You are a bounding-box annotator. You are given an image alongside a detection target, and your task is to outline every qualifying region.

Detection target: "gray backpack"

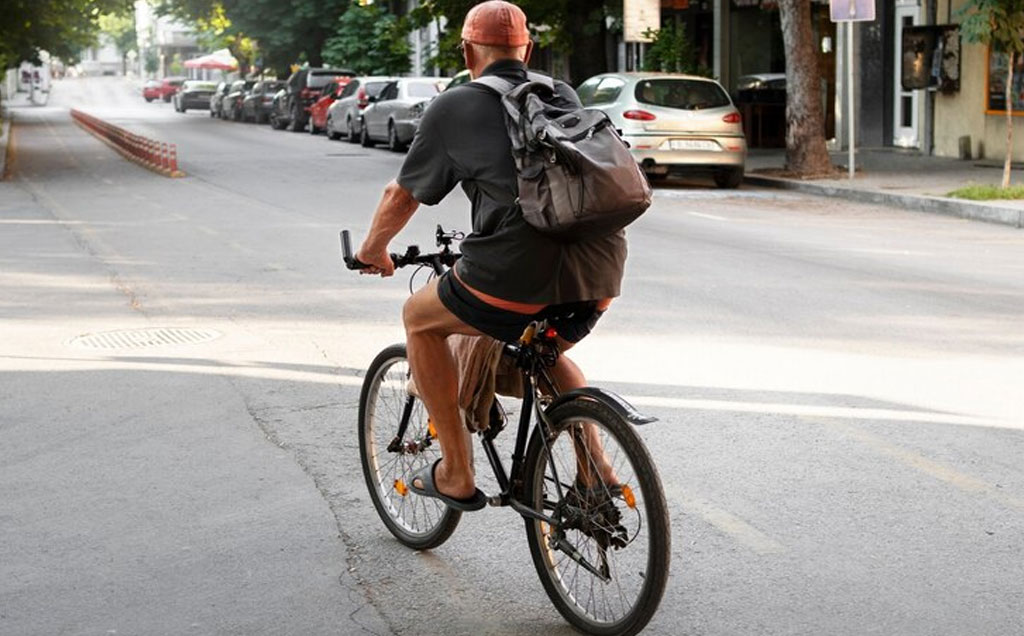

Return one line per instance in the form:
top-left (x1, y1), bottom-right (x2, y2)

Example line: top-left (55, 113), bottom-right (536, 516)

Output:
top-left (474, 73), bottom-right (651, 241)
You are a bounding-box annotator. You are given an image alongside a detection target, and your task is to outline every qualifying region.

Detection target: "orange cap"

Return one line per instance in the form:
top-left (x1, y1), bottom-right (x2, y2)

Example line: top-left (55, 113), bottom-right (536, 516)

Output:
top-left (461, 1), bottom-right (530, 47)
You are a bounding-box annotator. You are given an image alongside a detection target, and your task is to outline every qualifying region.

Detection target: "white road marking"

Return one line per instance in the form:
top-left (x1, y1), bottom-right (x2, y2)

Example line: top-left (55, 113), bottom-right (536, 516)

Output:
top-left (620, 394), bottom-right (995, 428)
top-left (807, 417), bottom-right (1024, 512)
top-left (688, 212), bottom-right (729, 221)
top-left (665, 483), bottom-right (785, 555)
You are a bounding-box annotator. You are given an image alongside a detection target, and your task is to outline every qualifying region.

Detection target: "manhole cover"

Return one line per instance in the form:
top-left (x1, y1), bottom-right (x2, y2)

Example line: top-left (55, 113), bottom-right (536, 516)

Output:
top-left (68, 327), bottom-right (222, 350)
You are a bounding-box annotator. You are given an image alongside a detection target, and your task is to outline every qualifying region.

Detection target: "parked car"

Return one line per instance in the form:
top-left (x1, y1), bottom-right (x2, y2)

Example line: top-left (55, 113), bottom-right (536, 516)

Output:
top-left (270, 67), bottom-right (355, 132)
top-left (308, 77), bottom-right (353, 134)
top-left (144, 76), bottom-right (185, 102)
top-left (241, 79), bottom-right (285, 123)
top-left (142, 79), bottom-right (161, 102)
top-left (222, 79), bottom-right (255, 121)
top-left (173, 80), bottom-right (218, 112)
top-left (408, 70), bottom-right (470, 140)
top-left (577, 72), bottom-right (747, 188)
top-left (324, 76), bottom-right (395, 142)
top-left (209, 81), bottom-right (230, 118)
top-left (358, 77), bottom-right (447, 151)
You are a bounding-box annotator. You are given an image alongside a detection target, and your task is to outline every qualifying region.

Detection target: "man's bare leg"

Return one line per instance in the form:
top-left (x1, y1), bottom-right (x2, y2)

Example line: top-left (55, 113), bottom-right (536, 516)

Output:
top-left (403, 278), bottom-right (483, 500)
top-left (549, 345), bottom-right (617, 487)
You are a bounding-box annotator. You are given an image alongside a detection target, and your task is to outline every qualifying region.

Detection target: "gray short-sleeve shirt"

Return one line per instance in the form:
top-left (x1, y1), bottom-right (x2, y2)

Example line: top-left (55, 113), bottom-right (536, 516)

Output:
top-left (397, 59), bottom-right (626, 305)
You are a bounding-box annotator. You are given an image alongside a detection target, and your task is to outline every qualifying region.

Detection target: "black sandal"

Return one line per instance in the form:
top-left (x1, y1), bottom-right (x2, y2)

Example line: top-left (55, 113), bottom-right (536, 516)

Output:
top-left (408, 459), bottom-right (487, 512)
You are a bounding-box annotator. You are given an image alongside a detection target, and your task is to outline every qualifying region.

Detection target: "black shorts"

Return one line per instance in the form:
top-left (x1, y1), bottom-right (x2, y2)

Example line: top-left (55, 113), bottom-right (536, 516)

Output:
top-left (437, 271), bottom-right (605, 345)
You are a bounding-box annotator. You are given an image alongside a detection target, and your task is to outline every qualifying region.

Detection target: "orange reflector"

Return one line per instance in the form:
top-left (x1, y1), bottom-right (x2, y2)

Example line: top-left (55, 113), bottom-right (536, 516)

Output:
top-left (427, 419), bottom-right (437, 438)
top-left (621, 485), bottom-right (636, 509)
top-left (394, 479), bottom-right (408, 496)
top-left (544, 327), bottom-right (558, 339)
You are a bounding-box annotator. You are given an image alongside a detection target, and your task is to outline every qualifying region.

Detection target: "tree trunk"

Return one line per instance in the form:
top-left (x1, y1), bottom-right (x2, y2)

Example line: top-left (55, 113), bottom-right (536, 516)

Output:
top-left (1003, 50), bottom-right (1014, 188)
top-left (777, 0), bottom-right (832, 176)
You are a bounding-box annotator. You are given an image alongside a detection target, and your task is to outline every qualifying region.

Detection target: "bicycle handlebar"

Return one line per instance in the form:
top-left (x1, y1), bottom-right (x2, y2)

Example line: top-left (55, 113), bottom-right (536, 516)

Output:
top-left (339, 228), bottom-right (460, 271)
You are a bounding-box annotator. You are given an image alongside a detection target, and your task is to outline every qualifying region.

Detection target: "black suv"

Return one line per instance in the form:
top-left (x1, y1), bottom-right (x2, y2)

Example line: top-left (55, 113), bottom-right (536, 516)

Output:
top-left (270, 67), bottom-right (354, 132)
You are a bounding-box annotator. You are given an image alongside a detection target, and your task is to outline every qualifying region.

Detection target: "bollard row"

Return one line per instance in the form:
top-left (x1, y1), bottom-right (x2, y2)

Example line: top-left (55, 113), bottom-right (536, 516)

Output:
top-left (70, 108), bottom-right (184, 178)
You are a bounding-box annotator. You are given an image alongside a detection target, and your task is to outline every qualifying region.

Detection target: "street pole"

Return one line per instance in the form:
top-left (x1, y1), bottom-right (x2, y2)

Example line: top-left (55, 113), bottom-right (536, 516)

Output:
top-left (847, 20), bottom-right (855, 180)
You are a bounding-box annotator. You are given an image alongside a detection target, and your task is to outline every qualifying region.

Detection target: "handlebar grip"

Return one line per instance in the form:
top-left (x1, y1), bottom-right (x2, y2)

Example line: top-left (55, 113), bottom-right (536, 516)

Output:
top-left (340, 230), bottom-right (368, 270)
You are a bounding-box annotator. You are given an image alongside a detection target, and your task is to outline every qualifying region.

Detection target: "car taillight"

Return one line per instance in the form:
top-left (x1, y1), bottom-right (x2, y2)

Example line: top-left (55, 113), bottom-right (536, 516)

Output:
top-left (723, 112), bottom-right (742, 124)
top-left (623, 110), bottom-right (656, 121)
top-left (357, 88), bottom-right (367, 109)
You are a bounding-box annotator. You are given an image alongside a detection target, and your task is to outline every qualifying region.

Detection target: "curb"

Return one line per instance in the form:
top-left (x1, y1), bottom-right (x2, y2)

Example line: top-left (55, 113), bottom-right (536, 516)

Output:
top-left (744, 174), bottom-right (1024, 229)
top-left (0, 110), bottom-right (11, 180)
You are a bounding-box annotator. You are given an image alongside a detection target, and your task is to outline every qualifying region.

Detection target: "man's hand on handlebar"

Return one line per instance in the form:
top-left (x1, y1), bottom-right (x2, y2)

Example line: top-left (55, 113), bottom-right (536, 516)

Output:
top-left (355, 244), bottom-right (396, 277)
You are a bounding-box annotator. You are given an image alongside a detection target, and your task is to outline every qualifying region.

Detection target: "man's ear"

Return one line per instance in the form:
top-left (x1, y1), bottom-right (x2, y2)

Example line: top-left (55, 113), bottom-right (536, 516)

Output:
top-left (523, 41), bottom-right (534, 66)
top-left (464, 42), bottom-right (477, 78)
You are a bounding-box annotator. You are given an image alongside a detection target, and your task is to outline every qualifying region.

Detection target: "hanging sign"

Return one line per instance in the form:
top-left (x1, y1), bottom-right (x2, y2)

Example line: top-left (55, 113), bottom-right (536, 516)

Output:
top-left (624, 0), bottom-right (660, 43)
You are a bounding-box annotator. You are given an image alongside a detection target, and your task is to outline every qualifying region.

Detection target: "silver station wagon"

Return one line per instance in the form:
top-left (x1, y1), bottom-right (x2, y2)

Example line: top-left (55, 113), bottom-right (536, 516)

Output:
top-left (577, 73), bottom-right (747, 188)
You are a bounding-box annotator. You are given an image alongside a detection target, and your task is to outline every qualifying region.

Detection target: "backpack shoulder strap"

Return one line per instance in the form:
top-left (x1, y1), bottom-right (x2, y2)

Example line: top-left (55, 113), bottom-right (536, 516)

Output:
top-left (472, 75), bottom-right (516, 95)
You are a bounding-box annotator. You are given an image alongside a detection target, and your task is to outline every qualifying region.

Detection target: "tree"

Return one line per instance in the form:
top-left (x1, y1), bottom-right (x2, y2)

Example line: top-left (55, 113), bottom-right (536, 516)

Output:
top-left (407, 0), bottom-right (617, 83)
top-left (957, 0), bottom-right (1024, 188)
top-left (0, 0), bottom-right (132, 71)
top-left (98, 12), bottom-right (137, 74)
top-left (322, 2), bottom-right (410, 75)
top-left (158, 0), bottom-right (349, 76)
top-left (642, 22), bottom-right (698, 75)
top-left (776, 0), bottom-right (832, 176)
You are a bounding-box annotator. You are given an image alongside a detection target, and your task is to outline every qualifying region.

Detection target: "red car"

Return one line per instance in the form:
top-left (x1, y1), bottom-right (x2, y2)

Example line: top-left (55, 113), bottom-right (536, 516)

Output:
top-left (142, 77), bottom-right (185, 102)
top-left (308, 77), bottom-right (352, 135)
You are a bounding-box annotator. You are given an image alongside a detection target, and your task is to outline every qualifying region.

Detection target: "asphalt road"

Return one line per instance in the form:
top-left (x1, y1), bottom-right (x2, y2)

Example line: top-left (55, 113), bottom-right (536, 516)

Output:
top-left (2, 77), bottom-right (1023, 636)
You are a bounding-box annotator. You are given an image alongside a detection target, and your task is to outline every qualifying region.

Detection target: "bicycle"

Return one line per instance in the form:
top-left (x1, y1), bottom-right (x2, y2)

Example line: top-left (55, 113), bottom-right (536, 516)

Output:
top-left (341, 227), bottom-right (670, 636)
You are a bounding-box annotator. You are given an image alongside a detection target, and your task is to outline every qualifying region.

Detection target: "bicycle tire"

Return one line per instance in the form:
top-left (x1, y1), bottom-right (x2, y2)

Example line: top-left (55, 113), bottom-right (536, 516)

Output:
top-left (358, 344), bottom-right (461, 550)
top-left (522, 398), bottom-right (670, 636)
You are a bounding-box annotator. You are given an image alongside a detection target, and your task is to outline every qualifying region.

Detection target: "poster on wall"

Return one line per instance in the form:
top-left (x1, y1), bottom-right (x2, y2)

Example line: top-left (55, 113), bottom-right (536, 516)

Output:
top-left (987, 48), bottom-right (1024, 115)
top-left (901, 25), bottom-right (960, 93)
top-left (624, 0), bottom-right (660, 43)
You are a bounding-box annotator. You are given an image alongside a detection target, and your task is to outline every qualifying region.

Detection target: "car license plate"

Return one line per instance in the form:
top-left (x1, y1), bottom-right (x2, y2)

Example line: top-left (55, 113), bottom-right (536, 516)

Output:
top-left (669, 139), bottom-right (719, 151)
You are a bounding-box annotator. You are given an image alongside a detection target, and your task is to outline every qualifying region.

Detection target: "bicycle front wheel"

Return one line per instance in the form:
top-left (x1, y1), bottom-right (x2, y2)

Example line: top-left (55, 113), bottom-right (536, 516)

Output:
top-left (523, 398), bottom-right (670, 636)
top-left (358, 344), bottom-right (461, 549)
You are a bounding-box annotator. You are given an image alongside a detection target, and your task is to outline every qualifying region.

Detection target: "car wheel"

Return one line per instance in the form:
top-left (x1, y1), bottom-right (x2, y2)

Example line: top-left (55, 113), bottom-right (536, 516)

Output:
top-left (327, 116), bottom-right (342, 140)
top-left (209, 108), bottom-right (215, 118)
top-left (346, 117), bottom-right (359, 144)
top-left (145, 97), bottom-right (154, 103)
top-left (645, 172), bottom-right (669, 184)
top-left (360, 122), bottom-right (373, 147)
top-left (163, 95), bottom-right (171, 102)
top-left (270, 111), bottom-right (284, 130)
top-left (713, 167), bottom-right (743, 189)
top-left (387, 122), bottom-right (406, 152)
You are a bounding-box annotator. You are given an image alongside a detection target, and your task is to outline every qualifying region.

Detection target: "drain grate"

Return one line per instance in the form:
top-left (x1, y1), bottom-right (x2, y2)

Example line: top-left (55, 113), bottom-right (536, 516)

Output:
top-left (68, 327), bottom-right (222, 350)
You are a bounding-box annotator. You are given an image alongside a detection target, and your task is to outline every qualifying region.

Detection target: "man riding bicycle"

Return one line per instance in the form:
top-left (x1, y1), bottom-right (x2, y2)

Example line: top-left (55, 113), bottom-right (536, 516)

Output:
top-left (355, 0), bottom-right (626, 511)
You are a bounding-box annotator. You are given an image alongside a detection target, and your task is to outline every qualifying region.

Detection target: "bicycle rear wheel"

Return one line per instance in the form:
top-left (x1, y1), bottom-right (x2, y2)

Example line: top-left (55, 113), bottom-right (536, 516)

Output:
top-left (358, 344), bottom-right (461, 549)
top-left (522, 398), bottom-right (670, 636)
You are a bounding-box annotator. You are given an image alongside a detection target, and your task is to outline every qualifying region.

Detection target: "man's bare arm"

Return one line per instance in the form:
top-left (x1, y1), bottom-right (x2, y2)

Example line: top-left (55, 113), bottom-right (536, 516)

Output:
top-left (355, 179), bottom-right (420, 276)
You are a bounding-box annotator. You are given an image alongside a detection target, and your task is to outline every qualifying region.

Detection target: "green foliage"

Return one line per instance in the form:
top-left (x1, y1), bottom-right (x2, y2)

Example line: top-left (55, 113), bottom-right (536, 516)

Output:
top-left (169, 52), bottom-right (184, 75)
top-left (0, 0), bottom-right (132, 69)
top-left (322, 2), bottom-right (410, 75)
top-left (145, 47), bottom-right (160, 74)
top-left (948, 183), bottom-right (1024, 199)
top-left (406, 0), bottom-right (617, 77)
top-left (98, 12), bottom-right (137, 56)
top-left (642, 22), bottom-right (697, 74)
top-left (158, 0), bottom-right (350, 73)
top-left (955, 0), bottom-right (1024, 56)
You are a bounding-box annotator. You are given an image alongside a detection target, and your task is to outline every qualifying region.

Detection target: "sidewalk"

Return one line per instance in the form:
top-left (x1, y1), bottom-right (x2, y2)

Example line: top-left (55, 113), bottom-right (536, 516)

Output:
top-left (745, 147), bottom-right (1024, 228)
top-left (0, 89), bottom-right (41, 179)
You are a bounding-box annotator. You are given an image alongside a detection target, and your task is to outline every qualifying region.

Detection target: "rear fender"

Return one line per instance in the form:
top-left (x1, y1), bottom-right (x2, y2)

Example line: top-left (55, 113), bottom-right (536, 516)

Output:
top-left (545, 387), bottom-right (657, 426)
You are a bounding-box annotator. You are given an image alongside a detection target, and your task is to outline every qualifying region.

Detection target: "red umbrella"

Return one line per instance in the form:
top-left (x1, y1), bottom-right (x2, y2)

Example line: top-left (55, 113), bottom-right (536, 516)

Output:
top-left (184, 52), bottom-right (237, 71)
